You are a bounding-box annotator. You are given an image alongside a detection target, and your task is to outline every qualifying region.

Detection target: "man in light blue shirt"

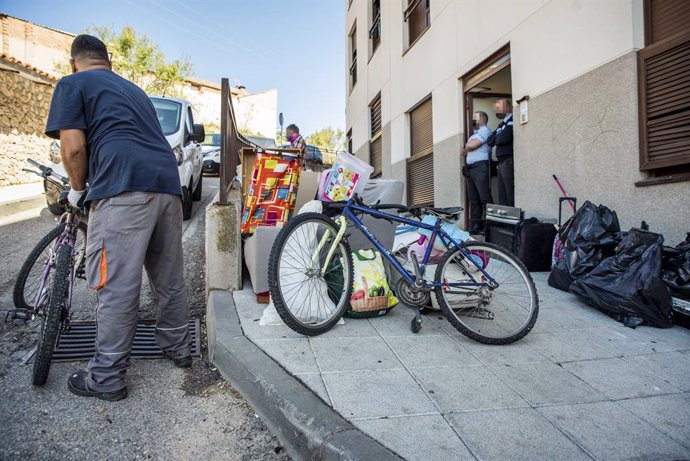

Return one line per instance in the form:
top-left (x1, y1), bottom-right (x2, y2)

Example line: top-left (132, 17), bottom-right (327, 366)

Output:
top-left (461, 111), bottom-right (494, 234)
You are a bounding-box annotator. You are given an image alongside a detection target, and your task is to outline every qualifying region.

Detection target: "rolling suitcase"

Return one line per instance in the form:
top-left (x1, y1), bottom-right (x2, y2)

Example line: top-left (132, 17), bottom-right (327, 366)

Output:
top-left (515, 219), bottom-right (558, 272)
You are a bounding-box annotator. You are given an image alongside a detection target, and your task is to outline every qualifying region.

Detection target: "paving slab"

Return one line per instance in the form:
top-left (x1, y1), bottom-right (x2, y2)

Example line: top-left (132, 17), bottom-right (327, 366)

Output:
top-left (623, 351), bottom-right (690, 391)
top-left (355, 415), bottom-right (475, 461)
top-left (386, 335), bottom-right (480, 368)
top-left (311, 336), bottom-right (402, 372)
top-left (448, 407), bottom-right (592, 461)
top-left (322, 369), bottom-right (438, 419)
top-left (489, 362), bottom-right (606, 406)
top-left (631, 325), bottom-right (690, 351)
top-left (561, 357), bottom-right (681, 400)
top-left (457, 335), bottom-right (552, 365)
top-left (253, 338), bottom-right (319, 374)
top-left (294, 373), bottom-right (331, 405)
top-left (411, 366), bottom-right (529, 412)
top-left (539, 401), bottom-right (690, 461)
top-left (370, 307), bottom-right (447, 337)
top-left (618, 393), bottom-right (690, 447)
top-left (528, 330), bottom-right (617, 363)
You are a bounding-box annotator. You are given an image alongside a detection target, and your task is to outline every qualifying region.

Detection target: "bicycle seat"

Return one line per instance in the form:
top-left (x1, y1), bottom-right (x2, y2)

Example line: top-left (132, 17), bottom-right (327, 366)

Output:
top-left (421, 207), bottom-right (464, 219)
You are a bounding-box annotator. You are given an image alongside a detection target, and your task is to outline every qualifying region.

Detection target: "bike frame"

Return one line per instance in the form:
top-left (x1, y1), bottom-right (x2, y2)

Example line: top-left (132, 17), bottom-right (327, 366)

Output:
top-left (338, 198), bottom-right (499, 289)
top-left (32, 210), bottom-right (80, 316)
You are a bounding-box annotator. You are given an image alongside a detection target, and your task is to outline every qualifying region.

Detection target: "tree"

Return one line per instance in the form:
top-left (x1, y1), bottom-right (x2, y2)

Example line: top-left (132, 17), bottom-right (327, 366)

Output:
top-left (56, 26), bottom-right (192, 97)
top-left (306, 127), bottom-right (346, 153)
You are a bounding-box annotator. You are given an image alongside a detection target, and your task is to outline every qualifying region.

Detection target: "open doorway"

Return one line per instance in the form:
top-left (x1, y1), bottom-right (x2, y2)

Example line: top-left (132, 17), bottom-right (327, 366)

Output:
top-left (461, 46), bottom-right (512, 228)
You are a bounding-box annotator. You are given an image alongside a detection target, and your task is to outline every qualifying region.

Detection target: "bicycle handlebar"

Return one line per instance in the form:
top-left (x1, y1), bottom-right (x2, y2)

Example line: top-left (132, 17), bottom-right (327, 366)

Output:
top-left (25, 158), bottom-right (69, 185)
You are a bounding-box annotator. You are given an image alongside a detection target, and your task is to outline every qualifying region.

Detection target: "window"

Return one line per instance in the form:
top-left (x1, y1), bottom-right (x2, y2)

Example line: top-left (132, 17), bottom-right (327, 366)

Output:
top-left (637, 0), bottom-right (690, 180)
top-left (369, 93), bottom-right (382, 177)
top-left (369, 0), bottom-right (381, 56)
top-left (349, 23), bottom-right (358, 91)
top-left (407, 97), bottom-right (434, 206)
top-left (346, 129), bottom-right (353, 154)
top-left (150, 97), bottom-right (181, 136)
top-left (404, 0), bottom-right (430, 49)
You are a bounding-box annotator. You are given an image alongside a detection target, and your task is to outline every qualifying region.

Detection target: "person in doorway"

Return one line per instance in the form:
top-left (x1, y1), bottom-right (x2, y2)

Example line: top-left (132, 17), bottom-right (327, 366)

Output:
top-left (488, 98), bottom-right (514, 206)
top-left (286, 124), bottom-right (307, 160)
top-left (45, 35), bottom-right (191, 402)
top-left (461, 111), bottom-right (494, 235)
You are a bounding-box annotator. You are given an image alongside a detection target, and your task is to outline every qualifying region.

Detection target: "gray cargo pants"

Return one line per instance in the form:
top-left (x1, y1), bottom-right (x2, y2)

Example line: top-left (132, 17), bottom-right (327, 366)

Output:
top-left (84, 191), bottom-right (190, 392)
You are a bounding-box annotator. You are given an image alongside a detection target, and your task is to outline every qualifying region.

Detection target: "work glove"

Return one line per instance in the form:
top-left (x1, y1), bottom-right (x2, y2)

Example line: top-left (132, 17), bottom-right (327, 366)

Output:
top-left (67, 188), bottom-right (86, 210)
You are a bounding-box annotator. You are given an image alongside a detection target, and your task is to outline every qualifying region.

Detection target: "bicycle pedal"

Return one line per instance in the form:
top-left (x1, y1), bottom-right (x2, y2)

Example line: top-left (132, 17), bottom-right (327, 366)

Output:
top-left (4, 309), bottom-right (31, 324)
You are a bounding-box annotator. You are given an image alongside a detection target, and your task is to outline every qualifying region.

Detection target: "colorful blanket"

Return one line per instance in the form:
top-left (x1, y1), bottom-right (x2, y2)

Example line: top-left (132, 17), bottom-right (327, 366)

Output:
top-left (241, 153), bottom-right (301, 235)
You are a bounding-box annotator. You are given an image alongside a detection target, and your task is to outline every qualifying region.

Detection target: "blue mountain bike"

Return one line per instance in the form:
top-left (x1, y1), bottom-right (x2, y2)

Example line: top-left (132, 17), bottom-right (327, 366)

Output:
top-left (268, 194), bottom-right (538, 344)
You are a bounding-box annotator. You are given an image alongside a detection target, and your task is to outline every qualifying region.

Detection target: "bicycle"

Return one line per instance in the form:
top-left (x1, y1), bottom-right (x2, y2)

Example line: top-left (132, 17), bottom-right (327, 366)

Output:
top-left (11, 161), bottom-right (87, 313)
top-left (268, 194), bottom-right (539, 344)
top-left (7, 159), bottom-right (86, 385)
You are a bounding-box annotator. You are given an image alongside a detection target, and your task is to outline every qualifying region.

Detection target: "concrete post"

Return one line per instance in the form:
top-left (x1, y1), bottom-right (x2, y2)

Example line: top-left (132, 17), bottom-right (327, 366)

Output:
top-left (205, 188), bottom-right (243, 298)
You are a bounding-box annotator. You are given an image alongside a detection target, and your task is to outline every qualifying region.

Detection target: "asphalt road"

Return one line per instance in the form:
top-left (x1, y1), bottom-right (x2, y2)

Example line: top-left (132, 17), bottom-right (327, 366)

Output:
top-left (0, 176), bottom-right (290, 460)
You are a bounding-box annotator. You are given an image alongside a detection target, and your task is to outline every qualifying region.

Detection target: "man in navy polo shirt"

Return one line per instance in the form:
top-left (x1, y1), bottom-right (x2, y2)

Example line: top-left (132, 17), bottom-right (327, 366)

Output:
top-left (45, 35), bottom-right (191, 401)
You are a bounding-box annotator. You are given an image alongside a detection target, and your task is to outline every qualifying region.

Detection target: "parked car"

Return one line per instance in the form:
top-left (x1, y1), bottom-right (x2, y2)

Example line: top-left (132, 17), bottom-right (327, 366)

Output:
top-left (45, 96), bottom-right (205, 220)
top-left (202, 133), bottom-right (221, 175)
top-left (279, 144), bottom-right (324, 164)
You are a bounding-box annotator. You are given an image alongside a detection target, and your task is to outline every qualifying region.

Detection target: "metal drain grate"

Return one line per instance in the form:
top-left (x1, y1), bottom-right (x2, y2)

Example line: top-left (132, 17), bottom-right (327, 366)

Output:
top-left (49, 319), bottom-right (201, 362)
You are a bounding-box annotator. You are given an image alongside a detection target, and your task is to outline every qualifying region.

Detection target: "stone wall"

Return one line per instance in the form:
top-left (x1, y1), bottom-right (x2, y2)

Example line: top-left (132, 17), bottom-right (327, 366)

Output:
top-left (0, 69), bottom-right (54, 186)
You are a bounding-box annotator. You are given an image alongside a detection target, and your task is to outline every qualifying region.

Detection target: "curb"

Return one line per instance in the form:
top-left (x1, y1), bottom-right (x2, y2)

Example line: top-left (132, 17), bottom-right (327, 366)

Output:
top-left (206, 290), bottom-right (402, 461)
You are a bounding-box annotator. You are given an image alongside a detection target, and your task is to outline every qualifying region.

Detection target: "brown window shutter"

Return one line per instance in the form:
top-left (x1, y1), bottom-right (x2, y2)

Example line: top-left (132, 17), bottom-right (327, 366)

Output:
top-left (369, 94), bottom-right (383, 176)
top-left (407, 153), bottom-right (434, 207)
top-left (638, 30), bottom-right (690, 170)
top-left (408, 97), bottom-right (434, 206)
top-left (410, 98), bottom-right (433, 157)
top-left (370, 136), bottom-right (382, 177)
top-left (647, 0), bottom-right (690, 44)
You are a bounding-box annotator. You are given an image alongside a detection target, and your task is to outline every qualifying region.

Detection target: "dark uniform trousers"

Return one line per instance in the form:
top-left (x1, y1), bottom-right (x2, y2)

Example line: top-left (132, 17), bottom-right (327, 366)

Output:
top-left (497, 157), bottom-right (515, 207)
top-left (84, 191), bottom-right (190, 392)
top-left (466, 160), bottom-right (493, 230)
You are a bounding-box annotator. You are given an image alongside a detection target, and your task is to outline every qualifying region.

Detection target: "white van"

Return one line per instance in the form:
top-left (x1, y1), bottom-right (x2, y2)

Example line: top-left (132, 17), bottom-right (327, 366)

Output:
top-left (45, 96), bottom-right (204, 220)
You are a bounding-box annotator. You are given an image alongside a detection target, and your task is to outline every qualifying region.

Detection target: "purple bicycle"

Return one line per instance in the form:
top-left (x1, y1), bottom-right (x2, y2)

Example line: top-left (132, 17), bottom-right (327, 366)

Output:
top-left (10, 159), bottom-right (87, 385)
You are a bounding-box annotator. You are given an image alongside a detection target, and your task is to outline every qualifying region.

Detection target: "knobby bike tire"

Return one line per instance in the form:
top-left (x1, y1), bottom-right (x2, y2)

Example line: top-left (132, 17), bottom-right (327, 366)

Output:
top-left (268, 212), bottom-right (354, 336)
top-left (434, 241), bottom-right (539, 345)
top-left (32, 243), bottom-right (71, 386)
top-left (13, 222), bottom-right (87, 311)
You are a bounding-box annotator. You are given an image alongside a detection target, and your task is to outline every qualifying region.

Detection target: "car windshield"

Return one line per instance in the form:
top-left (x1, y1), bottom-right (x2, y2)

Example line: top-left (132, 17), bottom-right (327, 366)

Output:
top-left (150, 98), bottom-right (181, 136)
top-left (204, 134), bottom-right (221, 146)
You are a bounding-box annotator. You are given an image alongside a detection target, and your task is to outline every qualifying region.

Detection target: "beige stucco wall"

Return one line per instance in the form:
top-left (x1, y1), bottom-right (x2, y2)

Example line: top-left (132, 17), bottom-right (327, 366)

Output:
top-left (515, 52), bottom-right (689, 244)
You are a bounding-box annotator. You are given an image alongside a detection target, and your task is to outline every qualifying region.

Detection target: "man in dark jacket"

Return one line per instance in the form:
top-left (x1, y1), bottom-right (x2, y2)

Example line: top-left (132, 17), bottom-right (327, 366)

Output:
top-left (45, 35), bottom-right (191, 401)
top-left (488, 99), bottom-right (514, 206)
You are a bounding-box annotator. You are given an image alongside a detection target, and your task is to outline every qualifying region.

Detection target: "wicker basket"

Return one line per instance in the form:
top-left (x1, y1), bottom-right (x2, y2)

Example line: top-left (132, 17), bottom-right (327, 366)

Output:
top-left (351, 276), bottom-right (388, 312)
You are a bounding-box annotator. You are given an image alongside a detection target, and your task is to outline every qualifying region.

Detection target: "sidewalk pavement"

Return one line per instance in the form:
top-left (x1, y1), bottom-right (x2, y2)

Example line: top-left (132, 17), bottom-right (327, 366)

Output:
top-left (0, 181), bottom-right (43, 206)
top-left (232, 272), bottom-right (690, 461)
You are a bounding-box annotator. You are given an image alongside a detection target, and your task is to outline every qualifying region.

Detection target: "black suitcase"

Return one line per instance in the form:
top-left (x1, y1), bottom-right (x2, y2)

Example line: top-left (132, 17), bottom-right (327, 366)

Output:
top-left (515, 220), bottom-right (558, 272)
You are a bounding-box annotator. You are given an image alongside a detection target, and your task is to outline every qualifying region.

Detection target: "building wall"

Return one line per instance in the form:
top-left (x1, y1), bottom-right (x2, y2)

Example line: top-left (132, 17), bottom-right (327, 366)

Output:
top-left (516, 51), bottom-right (689, 244)
top-left (345, 0), bottom-right (690, 241)
top-left (1, 14), bottom-right (72, 76)
top-left (0, 68), bottom-right (54, 186)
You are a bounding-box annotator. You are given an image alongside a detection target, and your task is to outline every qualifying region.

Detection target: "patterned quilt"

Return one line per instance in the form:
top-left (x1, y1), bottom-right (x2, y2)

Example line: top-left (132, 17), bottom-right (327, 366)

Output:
top-left (241, 153), bottom-right (301, 235)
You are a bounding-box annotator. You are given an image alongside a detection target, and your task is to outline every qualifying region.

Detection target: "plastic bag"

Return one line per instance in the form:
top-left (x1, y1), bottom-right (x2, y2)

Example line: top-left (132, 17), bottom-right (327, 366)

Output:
top-left (661, 233), bottom-right (690, 300)
top-left (569, 229), bottom-right (673, 328)
top-left (548, 201), bottom-right (621, 291)
top-left (347, 249), bottom-right (398, 317)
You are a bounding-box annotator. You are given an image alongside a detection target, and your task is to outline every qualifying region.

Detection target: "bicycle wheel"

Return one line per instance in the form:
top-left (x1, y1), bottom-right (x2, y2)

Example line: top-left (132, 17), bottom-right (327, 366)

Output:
top-left (32, 243), bottom-right (71, 386)
top-left (434, 241), bottom-right (538, 345)
top-left (13, 222), bottom-right (87, 311)
top-left (268, 212), bottom-right (353, 336)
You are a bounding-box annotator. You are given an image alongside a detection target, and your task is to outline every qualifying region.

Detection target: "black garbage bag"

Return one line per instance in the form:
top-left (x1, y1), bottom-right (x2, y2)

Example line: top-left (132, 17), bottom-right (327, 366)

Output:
top-left (661, 233), bottom-right (690, 300)
top-left (570, 229), bottom-right (673, 328)
top-left (548, 201), bottom-right (621, 291)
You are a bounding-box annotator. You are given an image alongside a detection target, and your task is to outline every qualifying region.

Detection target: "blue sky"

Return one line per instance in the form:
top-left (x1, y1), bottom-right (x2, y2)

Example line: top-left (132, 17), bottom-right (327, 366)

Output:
top-left (1, 0), bottom-right (345, 136)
